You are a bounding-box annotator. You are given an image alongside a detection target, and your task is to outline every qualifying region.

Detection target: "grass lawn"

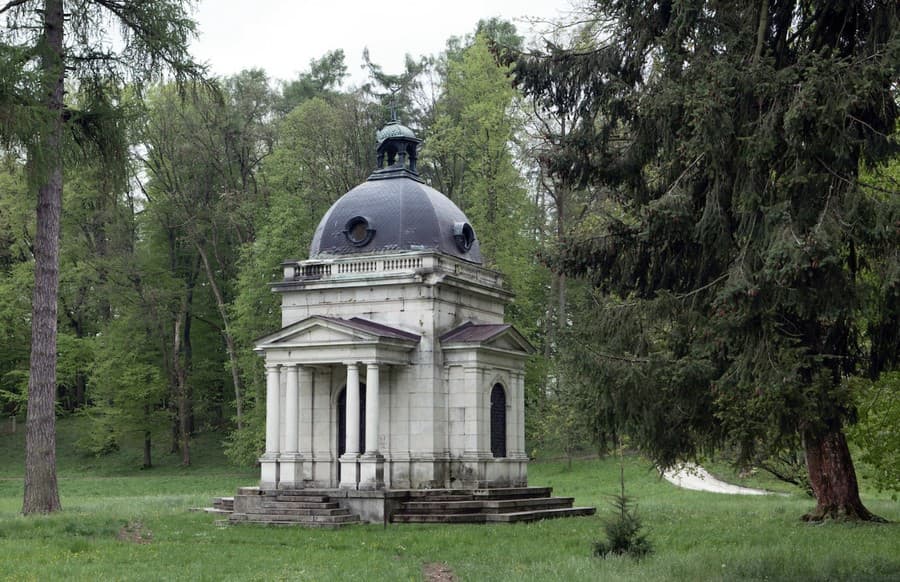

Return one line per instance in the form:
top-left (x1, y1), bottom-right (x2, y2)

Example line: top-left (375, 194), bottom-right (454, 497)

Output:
top-left (1, 418), bottom-right (898, 581)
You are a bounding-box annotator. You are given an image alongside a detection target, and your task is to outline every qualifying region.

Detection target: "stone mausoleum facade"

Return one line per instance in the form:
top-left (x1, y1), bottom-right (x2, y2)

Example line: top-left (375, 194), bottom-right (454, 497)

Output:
top-left (253, 118), bottom-right (534, 493)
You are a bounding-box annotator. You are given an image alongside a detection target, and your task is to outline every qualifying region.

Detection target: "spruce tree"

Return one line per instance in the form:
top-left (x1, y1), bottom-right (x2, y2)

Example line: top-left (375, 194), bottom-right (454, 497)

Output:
top-left (506, 1), bottom-right (899, 520)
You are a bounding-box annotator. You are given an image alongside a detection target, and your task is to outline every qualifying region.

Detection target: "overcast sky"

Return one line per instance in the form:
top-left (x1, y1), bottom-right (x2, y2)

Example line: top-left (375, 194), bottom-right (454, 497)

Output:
top-left (189, 0), bottom-right (575, 87)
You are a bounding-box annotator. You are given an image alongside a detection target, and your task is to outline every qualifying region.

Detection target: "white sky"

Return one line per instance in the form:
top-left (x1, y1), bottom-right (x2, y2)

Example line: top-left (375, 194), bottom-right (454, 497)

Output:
top-left (189, 0), bottom-right (576, 87)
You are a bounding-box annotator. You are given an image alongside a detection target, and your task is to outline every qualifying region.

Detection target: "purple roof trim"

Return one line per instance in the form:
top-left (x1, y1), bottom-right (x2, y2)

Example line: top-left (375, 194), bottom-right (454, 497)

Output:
top-left (439, 322), bottom-right (512, 343)
top-left (320, 316), bottom-right (421, 342)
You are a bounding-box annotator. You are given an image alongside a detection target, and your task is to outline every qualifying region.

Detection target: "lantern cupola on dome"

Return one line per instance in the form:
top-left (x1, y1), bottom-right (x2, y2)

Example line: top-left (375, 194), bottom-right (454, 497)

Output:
top-left (308, 110), bottom-right (482, 263)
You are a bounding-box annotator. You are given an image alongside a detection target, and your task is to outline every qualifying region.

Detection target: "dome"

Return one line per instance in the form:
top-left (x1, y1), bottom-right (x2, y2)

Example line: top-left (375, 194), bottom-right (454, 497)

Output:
top-left (309, 116), bottom-right (481, 264)
top-left (376, 121), bottom-right (417, 143)
top-left (309, 177), bottom-right (482, 263)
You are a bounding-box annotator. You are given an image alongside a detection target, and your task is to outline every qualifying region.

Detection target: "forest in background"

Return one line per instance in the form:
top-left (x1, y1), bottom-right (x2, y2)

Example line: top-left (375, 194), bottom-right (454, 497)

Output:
top-left (1, 2), bottom-right (898, 521)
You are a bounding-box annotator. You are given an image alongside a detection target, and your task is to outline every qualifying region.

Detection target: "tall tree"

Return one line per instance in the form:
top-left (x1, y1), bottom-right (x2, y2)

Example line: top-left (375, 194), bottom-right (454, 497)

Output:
top-left (508, 1), bottom-right (899, 520)
top-left (141, 74), bottom-right (275, 433)
top-left (0, 0), bottom-right (201, 514)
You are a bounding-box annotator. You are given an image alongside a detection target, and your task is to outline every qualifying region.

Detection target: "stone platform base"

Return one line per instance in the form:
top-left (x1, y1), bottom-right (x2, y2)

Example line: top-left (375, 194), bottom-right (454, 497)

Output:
top-left (223, 485), bottom-right (595, 526)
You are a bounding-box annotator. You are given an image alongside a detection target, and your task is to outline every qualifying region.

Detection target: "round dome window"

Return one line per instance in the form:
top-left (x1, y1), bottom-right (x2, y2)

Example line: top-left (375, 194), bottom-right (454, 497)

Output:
top-left (453, 222), bottom-right (476, 253)
top-left (344, 216), bottom-right (375, 247)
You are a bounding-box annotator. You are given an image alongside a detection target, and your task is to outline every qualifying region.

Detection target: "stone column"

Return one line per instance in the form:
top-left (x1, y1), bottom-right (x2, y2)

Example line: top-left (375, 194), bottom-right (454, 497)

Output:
top-left (364, 363), bottom-right (380, 454)
top-left (279, 364), bottom-right (302, 489)
top-left (299, 366), bottom-right (314, 482)
top-left (339, 362), bottom-right (361, 488)
top-left (260, 362), bottom-right (281, 489)
top-left (359, 362), bottom-right (384, 490)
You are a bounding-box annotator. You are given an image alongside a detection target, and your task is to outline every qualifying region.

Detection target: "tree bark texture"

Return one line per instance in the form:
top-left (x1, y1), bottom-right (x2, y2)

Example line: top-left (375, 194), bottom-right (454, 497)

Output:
top-left (23, 0), bottom-right (64, 516)
top-left (803, 425), bottom-right (883, 522)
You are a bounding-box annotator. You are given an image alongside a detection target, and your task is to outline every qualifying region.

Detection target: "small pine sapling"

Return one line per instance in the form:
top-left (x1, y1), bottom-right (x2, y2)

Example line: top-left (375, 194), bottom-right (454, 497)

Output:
top-left (593, 464), bottom-right (652, 559)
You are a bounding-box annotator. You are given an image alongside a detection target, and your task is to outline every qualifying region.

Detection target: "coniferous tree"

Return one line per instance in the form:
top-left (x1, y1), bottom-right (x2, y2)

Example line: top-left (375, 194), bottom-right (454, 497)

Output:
top-left (0, 0), bottom-right (202, 514)
top-left (507, 1), bottom-right (899, 520)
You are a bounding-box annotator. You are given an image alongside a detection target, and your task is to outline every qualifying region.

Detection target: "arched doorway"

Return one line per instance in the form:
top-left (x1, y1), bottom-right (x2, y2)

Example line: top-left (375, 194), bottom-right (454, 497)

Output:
top-left (490, 383), bottom-right (507, 458)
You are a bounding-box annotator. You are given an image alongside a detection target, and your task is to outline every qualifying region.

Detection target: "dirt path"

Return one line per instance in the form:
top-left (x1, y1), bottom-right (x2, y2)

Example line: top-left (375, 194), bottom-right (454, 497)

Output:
top-left (662, 463), bottom-right (771, 495)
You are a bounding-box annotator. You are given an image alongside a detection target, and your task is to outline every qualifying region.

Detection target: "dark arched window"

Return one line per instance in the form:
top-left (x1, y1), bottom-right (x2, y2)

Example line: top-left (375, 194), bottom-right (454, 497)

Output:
top-left (337, 385), bottom-right (366, 457)
top-left (490, 384), bottom-right (507, 458)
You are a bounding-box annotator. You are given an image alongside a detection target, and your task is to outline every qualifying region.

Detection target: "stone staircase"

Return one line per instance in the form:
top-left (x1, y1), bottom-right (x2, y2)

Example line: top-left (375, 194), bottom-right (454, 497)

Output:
top-left (228, 489), bottom-right (362, 528)
top-left (211, 497), bottom-right (234, 512)
top-left (391, 486), bottom-right (596, 524)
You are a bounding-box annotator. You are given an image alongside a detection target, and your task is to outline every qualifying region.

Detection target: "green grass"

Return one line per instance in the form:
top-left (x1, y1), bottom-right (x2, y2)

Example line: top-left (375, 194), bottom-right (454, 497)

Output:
top-left (2, 418), bottom-right (899, 581)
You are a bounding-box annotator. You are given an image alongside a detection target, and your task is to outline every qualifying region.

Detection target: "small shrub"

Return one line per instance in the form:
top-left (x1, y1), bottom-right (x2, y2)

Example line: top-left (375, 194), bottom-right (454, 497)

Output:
top-left (593, 464), bottom-right (652, 559)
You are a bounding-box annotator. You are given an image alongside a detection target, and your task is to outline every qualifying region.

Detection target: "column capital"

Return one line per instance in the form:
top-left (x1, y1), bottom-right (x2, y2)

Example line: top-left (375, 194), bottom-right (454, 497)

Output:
top-left (342, 361), bottom-right (360, 368)
top-left (363, 361), bottom-right (380, 368)
top-left (265, 362), bottom-right (281, 372)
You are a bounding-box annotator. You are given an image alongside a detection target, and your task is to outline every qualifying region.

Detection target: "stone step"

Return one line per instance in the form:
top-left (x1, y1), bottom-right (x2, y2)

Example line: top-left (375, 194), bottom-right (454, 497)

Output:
top-left (238, 513), bottom-right (360, 524)
top-left (229, 513), bottom-right (360, 528)
top-left (484, 506), bottom-right (597, 523)
top-left (391, 513), bottom-right (489, 524)
top-left (260, 501), bottom-right (340, 510)
top-left (251, 507), bottom-right (351, 517)
top-left (275, 494), bottom-right (331, 503)
top-left (400, 496), bottom-right (574, 514)
top-left (471, 487), bottom-right (553, 500)
top-left (201, 507), bottom-right (233, 515)
top-left (399, 500), bottom-right (484, 514)
top-left (212, 497), bottom-right (235, 511)
top-left (417, 495), bottom-right (475, 502)
top-left (403, 489), bottom-right (476, 499)
top-left (239, 520), bottom-right (360, 529)
top-left (392, 506), bottom-right (595, 524)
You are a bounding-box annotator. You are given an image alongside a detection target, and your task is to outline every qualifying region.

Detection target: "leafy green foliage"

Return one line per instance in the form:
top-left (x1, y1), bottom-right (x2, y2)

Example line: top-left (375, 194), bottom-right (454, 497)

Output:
top-left (848, 372), bottom-right (900, 496)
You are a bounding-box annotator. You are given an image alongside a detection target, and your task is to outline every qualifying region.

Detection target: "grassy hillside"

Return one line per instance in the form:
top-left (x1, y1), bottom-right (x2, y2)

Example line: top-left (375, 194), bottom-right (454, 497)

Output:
top-left (1, 417), bottom-right (898, 581)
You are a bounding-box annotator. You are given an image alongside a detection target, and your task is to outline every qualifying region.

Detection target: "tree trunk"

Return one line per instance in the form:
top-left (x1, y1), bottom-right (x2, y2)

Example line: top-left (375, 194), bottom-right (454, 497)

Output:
top-left (194, 241), bottom-right (243, 429)
top-left (803, 425), bottom-right (883, 522)
top-left (173, 293), bottom-right (191, 467)
top-left (142, 431), bottom-right (152, 469)
top-left (23, 0), bottom-right (64, 516)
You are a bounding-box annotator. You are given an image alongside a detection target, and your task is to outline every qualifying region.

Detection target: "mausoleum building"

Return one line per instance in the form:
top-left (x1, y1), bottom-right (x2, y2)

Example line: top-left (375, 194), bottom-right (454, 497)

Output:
top-left (223, 119), bottom-right (594, 525)
top-left (253, 118), bottom-right (533, 492)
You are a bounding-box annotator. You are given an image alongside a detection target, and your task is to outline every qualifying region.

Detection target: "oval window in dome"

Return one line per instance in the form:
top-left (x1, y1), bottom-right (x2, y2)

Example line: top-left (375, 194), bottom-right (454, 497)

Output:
top-left (453, 222), bottom-right (476, 253)
top-left (344, 216), bottom-right (375, 247)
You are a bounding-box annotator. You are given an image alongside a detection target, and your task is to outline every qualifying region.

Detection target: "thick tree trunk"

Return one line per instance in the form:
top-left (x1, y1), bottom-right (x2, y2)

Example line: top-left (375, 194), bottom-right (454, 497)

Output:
top-left (23, 0), bottom-right (64, 516)
top-left (803, 425), bottom-right (883, 522)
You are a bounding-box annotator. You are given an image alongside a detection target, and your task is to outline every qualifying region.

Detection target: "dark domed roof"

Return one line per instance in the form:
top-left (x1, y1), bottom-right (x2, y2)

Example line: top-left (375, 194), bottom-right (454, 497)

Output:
top-left (309, 177), bottom-right (482, 263)
top-left (309, 117), bottom-right (481, 264)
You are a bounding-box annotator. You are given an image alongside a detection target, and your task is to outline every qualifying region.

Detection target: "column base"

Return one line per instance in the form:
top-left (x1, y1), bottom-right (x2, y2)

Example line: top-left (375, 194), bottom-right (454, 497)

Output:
top-left (259, 454), bottom-right (279, 489)
top-left (278, 453), bottom-right (304, 489)
top-left (339, 453), bottom-right (360, 489)
top-left (358, 452), bottom-right (385, 490)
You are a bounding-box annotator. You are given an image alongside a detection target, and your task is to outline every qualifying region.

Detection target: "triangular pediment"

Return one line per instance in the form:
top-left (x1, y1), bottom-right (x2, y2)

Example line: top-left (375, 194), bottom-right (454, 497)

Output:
top-left (255, 316), bottom-right (419, 350)
top-left (439, 322), bottom-right (535, 355)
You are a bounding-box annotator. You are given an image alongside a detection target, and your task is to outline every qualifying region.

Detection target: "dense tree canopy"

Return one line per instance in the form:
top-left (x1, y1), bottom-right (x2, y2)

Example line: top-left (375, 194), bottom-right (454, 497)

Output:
top-left (1, 0), bottom-right (201, 514)
top-left (507, 1), bottom-right (899, 520)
